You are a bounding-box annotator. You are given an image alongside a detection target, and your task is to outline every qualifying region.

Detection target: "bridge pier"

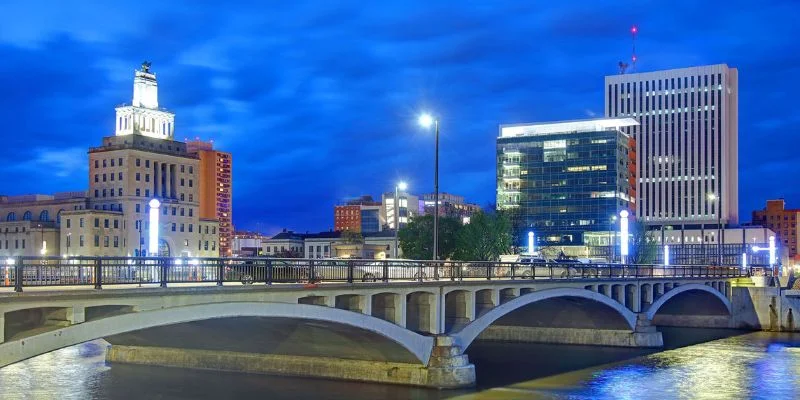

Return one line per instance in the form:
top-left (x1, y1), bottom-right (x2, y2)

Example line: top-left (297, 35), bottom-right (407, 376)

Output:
top-left (67, 306), bottom-right (85, 325)
top-left (0, 313), bottom-right (4, 343)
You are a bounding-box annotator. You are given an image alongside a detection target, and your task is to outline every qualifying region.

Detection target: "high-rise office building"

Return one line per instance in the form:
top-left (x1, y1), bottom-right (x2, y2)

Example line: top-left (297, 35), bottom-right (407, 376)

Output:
top-left (187, 140), bottom-right (233, 256)
top-left (497, 118), bottom-right (636, 245)
top-left (382, 192), bottom-right (419, 230)
top-left (605, 64), bottom-right (738, 227)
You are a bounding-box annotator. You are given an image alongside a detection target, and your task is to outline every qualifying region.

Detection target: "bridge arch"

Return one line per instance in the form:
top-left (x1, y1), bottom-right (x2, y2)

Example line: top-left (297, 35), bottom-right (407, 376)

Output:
top-left (645, 283), bottom-right (731, 320)
top-left (0, 302), bottom-right (434, 368)
top-left (453, 287), bottom-right (638, 349)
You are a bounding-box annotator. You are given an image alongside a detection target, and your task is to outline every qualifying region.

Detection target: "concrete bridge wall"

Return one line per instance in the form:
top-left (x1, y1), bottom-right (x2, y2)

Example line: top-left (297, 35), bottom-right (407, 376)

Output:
top-left (0, 276), bottom-right (742, 388)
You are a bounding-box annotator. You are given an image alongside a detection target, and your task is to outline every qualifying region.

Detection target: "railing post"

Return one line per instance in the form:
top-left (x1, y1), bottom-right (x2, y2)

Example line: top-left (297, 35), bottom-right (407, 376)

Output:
top-left (549, 264), bottom-right (553, 279)
top-left (486, 262), bottom-right (491, 280)
top-left (93, 258), bottom-right (103, 290)
top-left (215, 260), bottom-right (223, 286)
top-left (347, 260), bottom-right (354, 284)
top-left (382, 260), bottom-right (389, 283)
top-left (309, 260), bottom-right (316, 283)
top-left (418, 262), bottom-right (423, 283)
top-left (161, 258), bottom-right (168, 288)
top-left (511, 262), bottom-right (516, 280)
top-left (266, 259), bottom-right (273, 285)
top-left (14, 256), bottom-right (23, 293)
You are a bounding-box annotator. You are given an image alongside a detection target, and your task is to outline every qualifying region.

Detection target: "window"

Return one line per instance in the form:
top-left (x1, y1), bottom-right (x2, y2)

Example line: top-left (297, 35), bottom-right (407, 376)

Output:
top-left (79, 218), bottom-right (84, 227)
top-left (39, 210), bottom-right (49, 222)
top-left (180, 208), bottom-right (185, 216)
top-left (145, 174), bottom-right (150, 182)
top-left (94, 218), bottom-right (99, 228)
top-left (114, 236), bottom-right (119, 247)
top-left (181, 178), bottom-right (185, 186)
top-left (189, 224), bottom-right (193, 233)
top-left (212, 227), bottom-right (216, 234)
top-left (118, 188), bottom-right (123, 196)
top-left (180, 224), bottom-right (185, 232)
top-left (172, 223), bottom-right (176, 232)
top-left (110, 173), bottom-right (114, 181)
top-left (94, 175), bottom-right (99, 183)
top-left (136, 173), bottom-right (141, 181)
top-left (189, 209), bottom-right (193, 217)
top-left (189, 166), bottom-right (193, 174)
top-left (23, 211), bottom-right (31, 220)
top-left (145, 189), bottom-right (150, 197)
top-left (114, 219), bottom-right (119, 229)
top-left (119, 158), bottom-right (123, 166)
top-left (204, 241), bottom-right (209, 251)
top-left (6, 212), bottom-right (15, 221)
top-left (102, 159), bottom-right (107, 168)
top-left (145, 160), bottom-right (150, 168)
top-left (104, 236), bottom-right (109, 247)
top-left (94, 235), bottom-right (100, 247)
top-left (66, 218), bottom-right (71, 228)
top-left (180, 194), bottom-right (185, 201)
top-left (188, 180), bottom-right (193, 188)
top-left (136, 189), bottom-right (141, 197)
top-left (136, 204), bottom-right (141, 213)
top-left (104, 219), bottom-right (109, 228)
top-left (118, 172), bottom-right (122, 180)
top-left (181, 165), bottom-right (185, 173)
top-left (136, 158), bottom-right (141, 167)
top-left (94, 160), bottom-right (99, 168)
top-left (111, 159), bottom-right (115, 167)
top-left (188, 194), bottom-right (193, 202)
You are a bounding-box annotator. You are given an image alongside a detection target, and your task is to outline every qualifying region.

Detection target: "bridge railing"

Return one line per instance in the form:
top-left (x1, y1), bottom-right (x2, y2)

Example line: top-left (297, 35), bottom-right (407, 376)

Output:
top-left (0, 257), bottom-right (749, 292)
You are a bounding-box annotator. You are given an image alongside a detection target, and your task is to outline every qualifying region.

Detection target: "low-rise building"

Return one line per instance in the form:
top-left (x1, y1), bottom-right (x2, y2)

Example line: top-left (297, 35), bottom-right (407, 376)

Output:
top-left (421, 192), bottom-right (482, 222)
top-left (232, 231), bottom-right (267, 257)
top-left (752, 199), bottom-right (800, 260)
top-left (334, 196), bottom-right (383, 233)
top-left (262, 230), bottom-right (306, 257)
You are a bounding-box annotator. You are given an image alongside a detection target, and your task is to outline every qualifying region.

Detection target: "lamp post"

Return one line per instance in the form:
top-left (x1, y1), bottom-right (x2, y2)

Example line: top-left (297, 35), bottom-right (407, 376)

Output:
top-left (394, 181), bottom-right (408, 258)
top-left (418, 113), bottom-right (439, 260)
top-left (708, 193), bottom-right (722, 265)
top-left (620, 210), bottom-right (629, 264)
top-left (148, 199), bottom-right (161, 257)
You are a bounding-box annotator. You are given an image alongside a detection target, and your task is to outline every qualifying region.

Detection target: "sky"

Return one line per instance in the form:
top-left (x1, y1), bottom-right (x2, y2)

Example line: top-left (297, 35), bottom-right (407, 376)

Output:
top-left (1, 0), bottom-right (799, 234)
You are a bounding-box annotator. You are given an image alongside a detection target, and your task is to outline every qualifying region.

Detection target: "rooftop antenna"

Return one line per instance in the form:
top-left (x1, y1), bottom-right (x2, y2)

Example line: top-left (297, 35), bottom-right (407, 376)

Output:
top-left (631, 25), bottom-right (638, 72)
top-left (618, 61), bottom-right (629, 74)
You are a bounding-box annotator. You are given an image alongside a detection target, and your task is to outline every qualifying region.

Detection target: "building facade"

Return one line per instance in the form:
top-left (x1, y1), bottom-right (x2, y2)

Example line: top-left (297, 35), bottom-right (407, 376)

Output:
top-left (421, 193), bottom-right (481, 222)
top-left (605, 64), bottom-right (739, 226)
top-left (382, 192), bottom-right (419, 230)
top-left (0, 63), bottom-right (220, 258)
top-left (333, 196), bottom-right (382, 233)
top-left (753, 199), bottom-right (800, 259)
top-left (232, 231), bottom-right (267, 257)
top-left (187, 140), bottom-right (233, 256)
top-left (497, 118), bottom-right (637, 246)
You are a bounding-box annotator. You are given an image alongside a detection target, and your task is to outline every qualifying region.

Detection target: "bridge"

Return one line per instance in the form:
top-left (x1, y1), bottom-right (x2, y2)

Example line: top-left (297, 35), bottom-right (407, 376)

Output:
top-left (0, 257), bottom-right (752, 388)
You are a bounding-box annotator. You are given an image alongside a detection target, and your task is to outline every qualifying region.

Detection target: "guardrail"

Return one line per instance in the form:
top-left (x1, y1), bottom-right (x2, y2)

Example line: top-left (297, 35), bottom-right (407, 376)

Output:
top-left (0, 257), bottom-right (749, 292)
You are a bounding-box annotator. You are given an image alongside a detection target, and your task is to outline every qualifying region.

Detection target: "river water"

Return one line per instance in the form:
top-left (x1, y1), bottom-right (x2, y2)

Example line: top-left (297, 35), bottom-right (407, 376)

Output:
top-left (1, 328), bottom-right (798, 399)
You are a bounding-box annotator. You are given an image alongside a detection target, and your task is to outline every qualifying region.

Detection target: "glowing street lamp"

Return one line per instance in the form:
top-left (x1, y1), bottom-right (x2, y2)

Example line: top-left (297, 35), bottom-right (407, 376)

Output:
top-left (619, 210), bottom-right (629, 264)
top-left (707, 192), bottom-right (722, 265)
top-left (394, 181), bottom-right (408, 258)
top-left (527, 231), bottom-right (535, 256)
top-left (418, 112), bottom-right (440, 260)
top-left (664, 245), bottom-right (670, 266)
top-left (148, 199), bottom-right (161, 257)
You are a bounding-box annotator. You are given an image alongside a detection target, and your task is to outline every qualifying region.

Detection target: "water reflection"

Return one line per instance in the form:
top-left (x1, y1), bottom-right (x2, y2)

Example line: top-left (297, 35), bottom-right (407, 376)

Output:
top-left (2, 332), bottom-right (800, 399)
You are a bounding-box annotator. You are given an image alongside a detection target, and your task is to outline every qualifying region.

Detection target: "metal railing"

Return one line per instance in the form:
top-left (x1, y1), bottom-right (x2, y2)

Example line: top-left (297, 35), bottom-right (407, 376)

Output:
top-left (0, 257), bottom-right (749, 292)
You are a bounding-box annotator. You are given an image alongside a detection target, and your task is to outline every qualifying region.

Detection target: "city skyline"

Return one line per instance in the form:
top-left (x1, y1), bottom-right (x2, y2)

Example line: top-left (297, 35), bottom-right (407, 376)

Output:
top-left (1, 1), bottom-right (799, 233)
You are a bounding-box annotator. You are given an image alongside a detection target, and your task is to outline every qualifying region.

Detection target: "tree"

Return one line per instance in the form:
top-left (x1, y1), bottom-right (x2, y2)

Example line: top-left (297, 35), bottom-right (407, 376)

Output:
top-left (628, 220), bottom-right (659, 264)
top-left (453, 211), bottom-right (512, 261)
top-left (499, 208), bottom-right (526, 253)
top-left (341, 230), bottom-right (364, 244)
top-left (398, 215), bottom-right (461, 260)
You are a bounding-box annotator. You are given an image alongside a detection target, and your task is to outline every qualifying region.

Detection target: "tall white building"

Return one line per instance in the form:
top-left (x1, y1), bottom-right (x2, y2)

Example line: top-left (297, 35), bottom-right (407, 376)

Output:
top-left (605, 64), bottom-right (738, 227)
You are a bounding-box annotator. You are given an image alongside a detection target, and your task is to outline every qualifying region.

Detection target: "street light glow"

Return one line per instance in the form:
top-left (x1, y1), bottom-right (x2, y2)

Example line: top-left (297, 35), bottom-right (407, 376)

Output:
top-left (620, 210), bottom-right (629, 259)
top-left (707, 193), bottom-right (717, 201)
top-left (398, 181), bottom-right (408, 191)
top-left (148, 198), bottom-right (161, 257)
top-left (664, 245), bottom-right (670, 266)
top-left (418, 113), bottom-right (434, 128)
top-left (528, 231), bottom-right (535, 256)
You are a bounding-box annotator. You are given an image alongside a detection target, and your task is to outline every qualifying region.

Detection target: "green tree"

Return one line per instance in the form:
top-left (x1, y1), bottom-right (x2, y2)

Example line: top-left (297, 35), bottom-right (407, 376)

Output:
top-left (628, 220), bottom-right (659, 264)
top-left (398, 215), bottom-right (461, 260)
top-left (341, 230), bottom-right (364, 244)
top-left (454, 211), bottom-right (512, 261)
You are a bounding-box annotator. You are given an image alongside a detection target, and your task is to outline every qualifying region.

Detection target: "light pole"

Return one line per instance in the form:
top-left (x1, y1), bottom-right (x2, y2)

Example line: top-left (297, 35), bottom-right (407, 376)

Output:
top-left (394, 181), bottom-right (408, 259)
top-left (418, 113), bottom-right (439, 260)
top-left (708, 193), bottom-right (722, 265)
top-left (619, 210), bottom-right (629, 264)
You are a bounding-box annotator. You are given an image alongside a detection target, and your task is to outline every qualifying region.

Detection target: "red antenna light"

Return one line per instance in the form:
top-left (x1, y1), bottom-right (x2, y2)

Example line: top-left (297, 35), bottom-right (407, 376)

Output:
top-left (631, 25), bottom-right (638, 34)
top-left (630, 24), bottom-right (638, 72)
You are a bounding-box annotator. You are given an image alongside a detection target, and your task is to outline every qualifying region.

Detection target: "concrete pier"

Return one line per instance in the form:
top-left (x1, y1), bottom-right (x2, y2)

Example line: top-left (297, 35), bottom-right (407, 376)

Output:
top-left (106, 338), bottom-right (476, 389)
top-left (477, 324), bottom-right (663, 348)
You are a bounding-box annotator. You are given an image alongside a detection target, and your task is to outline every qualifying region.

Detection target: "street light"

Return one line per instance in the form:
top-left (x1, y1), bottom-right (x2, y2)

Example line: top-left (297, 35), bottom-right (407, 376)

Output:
top-left (619, 210), bottom-right (629, 264)
top-left (394, 181), bottom-right (408, 258)
top-left (707, 192), bottom-right (722, 265)
top-left (148, 199), bottom-right (161, 257)
top-left (418, 112), bottom-right (439, 260)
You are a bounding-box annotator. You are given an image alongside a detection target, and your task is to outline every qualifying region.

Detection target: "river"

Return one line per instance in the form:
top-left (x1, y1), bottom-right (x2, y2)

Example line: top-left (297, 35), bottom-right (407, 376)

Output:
top-left (1, 328), bottom-right (798, 399)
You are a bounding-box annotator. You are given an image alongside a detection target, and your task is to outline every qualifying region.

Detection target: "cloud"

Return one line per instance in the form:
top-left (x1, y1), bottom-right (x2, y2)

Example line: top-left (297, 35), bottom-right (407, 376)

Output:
top-left (1, 0), bottom-right (799, 232)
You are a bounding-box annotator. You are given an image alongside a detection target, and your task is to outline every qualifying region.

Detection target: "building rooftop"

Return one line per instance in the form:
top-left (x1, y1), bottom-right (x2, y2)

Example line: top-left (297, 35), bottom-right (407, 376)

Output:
top-left (499, 117), bottom-right (638, 138)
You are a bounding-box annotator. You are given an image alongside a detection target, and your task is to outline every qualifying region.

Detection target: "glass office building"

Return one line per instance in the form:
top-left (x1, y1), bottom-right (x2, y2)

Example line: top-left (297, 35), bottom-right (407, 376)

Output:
top-left (497, 118), bottom-right (638, 246)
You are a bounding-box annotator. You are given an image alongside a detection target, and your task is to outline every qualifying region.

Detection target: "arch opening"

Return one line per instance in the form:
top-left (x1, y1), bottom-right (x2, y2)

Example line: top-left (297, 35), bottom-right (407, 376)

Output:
top-left (646, 284), bottom-right (732, 328)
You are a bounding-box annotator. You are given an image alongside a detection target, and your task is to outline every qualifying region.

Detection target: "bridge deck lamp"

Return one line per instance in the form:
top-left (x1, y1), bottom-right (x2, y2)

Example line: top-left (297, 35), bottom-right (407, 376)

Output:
top-left (418, 112), bottom-right (439, 260)
top-left (619, 210), bottom-right (629, 264)
top-left (148, 199), bottom-right (161, 257)
top-left (664, 244), bottom-right (670, 266)
top-left (528, 231), bottom-right (535, 256)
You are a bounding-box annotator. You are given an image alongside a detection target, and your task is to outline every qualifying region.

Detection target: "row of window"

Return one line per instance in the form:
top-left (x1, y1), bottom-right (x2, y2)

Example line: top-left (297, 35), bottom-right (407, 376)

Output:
top-left (133, 204), bottom-right (194, 217)
top-left (132, 220), bottom-right (217, 235)
top-left (93, 158), bottom-right (194, 174)
top-left (93, 187), bottom-right (193, 202)
top-left (5, 210), bottom-right (56, 222)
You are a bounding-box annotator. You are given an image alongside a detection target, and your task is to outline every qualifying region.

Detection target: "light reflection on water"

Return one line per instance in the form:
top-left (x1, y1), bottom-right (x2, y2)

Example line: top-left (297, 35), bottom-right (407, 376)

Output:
top-left (463, 332), bottom-right (800, 399)
top-left (2, 332), bottom-right (800, 399)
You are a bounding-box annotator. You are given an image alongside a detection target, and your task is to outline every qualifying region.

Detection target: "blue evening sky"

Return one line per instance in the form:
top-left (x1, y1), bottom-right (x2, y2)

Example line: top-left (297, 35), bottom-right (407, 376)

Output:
top-left (0, 0), bottom-right (798, 233)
